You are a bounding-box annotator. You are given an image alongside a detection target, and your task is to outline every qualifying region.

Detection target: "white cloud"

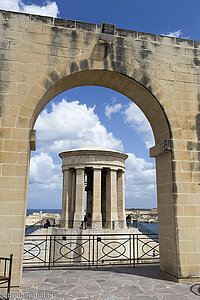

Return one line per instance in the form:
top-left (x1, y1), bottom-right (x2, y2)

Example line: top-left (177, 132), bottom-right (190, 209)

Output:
top-left (35, 99), bottom-right (123, 153)
top-left (21, 1), bottom-right (59, 17)
top-left (161, 30), bottom-right (188, 39)
top-left (105, 103), bottom-right (122, 119)
top-left (28, 151), bottom-right (156, 208)
top-left (29, 99), bottom-right (157, 209)
top-left (29, 152), bottom-right (61, 190)
top-left (0, 0), bottom-right (20, 10)
top-left (125, 153), bottom-right (156, 208)
top-left (28, 152), bottom-right (62, 208)
top-left (0, 0), bottom-right (59, 17)
top-left (123, 102), bottom-right (154, 149)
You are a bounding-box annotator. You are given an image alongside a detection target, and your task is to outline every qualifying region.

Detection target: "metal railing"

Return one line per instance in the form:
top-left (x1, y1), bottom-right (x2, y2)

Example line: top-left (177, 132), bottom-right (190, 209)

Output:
top-left (59, 220), bottom-right (138, 230)
top-left (23, 233), bottom-right (159, 269)
top-left (25, 219), bottom-right (139, 235)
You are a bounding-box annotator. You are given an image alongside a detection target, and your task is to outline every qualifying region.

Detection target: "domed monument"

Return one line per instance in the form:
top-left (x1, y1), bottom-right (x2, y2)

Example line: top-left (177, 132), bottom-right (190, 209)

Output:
top-left (59, 148), bottom-right (128, 230)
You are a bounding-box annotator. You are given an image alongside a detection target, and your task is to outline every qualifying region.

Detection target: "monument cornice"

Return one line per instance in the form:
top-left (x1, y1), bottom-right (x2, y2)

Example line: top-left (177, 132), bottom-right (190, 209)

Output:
top-left (59, 148), bottom-right (128, 161)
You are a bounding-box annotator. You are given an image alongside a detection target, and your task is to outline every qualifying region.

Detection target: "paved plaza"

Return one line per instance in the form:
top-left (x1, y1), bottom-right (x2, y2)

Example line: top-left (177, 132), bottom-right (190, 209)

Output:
top-left (4, 264), bottom-right (200, 299)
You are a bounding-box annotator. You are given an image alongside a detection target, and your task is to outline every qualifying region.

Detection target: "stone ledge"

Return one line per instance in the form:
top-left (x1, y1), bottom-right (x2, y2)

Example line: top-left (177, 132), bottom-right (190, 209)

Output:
top-left (150, 140), bottom-right (172, 157)
top-left (0, 9), bottom-right (199, 49)
top-left (29, 130), bottom-right (36, 151)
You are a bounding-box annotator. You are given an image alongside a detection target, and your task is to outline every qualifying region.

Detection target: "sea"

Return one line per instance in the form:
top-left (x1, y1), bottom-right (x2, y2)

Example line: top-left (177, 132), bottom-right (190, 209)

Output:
top-left (138, 221), bottom-right (158, 234)
top-left (26, 209), bottom-right (159, 234)
top-left (27, 208), bottom-right (62, 216)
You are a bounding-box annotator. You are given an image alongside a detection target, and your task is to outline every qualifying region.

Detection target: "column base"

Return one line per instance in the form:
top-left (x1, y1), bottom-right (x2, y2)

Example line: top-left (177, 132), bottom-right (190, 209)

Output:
top-left (91, 213), bottom-right (102, 229)
top-left (60, 219), bottom-right (69, 228)
top-left (118, 214), bottom-right (126, 229)
top-left (117, 220), bottom-right (126, 229)
top-left (73, 213), bottom-right (84, 229)
top-left (160, 270), bottom-right (200, 283)
top-left (106, 213), bottom-right (118, 229)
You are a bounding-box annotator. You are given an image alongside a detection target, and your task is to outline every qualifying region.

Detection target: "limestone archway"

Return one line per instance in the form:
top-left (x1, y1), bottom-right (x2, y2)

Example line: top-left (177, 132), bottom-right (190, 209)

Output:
top-left (1, 10), bottom-right (200, 286)
top-left (22, 66), bottom-right (177, 280)
top-left (0, 67), bottom-right (185, 285)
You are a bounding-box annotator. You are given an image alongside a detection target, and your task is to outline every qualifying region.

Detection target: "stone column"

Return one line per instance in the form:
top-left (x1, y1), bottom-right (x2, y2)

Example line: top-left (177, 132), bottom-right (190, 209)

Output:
top-left (61, 168), bottom-right (73, 228)
top-left (117, 169), bottom-right (126, 228)
top-left (86, 170), bottom-right (93, 227)
top-left (92, 168), bottom-right (102, 228)
top-left (69, 168), bottom-right (76, 228)
top-left (73, 167), bottom-right (85, 228)
top-left (106, 168), bottom-right (118, 229)
top-left (101, 169), bottom-right (107, 227)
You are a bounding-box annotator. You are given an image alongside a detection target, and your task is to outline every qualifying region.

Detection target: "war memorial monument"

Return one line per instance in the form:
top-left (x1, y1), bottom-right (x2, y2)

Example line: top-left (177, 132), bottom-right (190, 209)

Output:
top-left (59, 148), bottom-right (128, 230)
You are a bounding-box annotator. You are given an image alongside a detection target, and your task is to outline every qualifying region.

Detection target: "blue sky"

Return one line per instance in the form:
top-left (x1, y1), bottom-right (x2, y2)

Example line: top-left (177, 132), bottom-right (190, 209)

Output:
top-left (1, 1), bottom-right (200, 40)
top-left (1, 0), bottom-right (199, 209)
top-left (56, 0), bottom-right (200, 41)
top-left (28, 88), bottom-right (156, 209)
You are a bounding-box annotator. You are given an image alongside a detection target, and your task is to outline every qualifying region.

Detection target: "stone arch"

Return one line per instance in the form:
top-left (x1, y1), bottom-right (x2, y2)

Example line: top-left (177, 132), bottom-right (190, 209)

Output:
top-left (1, 10), bottom-right (200, 287)
top-left (17, 61), bottom-right (180, 280)
top-left (19, 59), bottom-right (181, 145)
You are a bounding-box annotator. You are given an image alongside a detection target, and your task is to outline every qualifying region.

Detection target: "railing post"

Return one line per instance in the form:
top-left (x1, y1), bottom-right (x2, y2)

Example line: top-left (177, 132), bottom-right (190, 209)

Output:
top-left (96, 236), bottom-right (99, 267)
top-left (129, 234), bottom-right (131, 265)
top-left (7, 254), bottom-right (13, 300)
top-left (133, 235), bottom-right (135, 267)
top-left (49, 235), bottom-right (52, 270)
top-left (53, 235), bottom-right (56, 267)
top-left (92, 235), bottom-right (95, 266)
top-left (136, 234), bottom-right (139, 265)
top-left (89, 235), bottom-right (91, 268)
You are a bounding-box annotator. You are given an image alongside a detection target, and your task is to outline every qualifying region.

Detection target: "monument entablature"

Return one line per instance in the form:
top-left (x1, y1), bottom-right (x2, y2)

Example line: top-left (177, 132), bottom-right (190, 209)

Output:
top-left (59, 147), bottom-right (127, 171)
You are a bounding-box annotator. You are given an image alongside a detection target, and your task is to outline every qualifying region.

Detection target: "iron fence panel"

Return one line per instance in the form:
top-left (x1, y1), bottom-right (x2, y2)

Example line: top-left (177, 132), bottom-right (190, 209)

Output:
top-left (23, 233), bottom-right (159, 269)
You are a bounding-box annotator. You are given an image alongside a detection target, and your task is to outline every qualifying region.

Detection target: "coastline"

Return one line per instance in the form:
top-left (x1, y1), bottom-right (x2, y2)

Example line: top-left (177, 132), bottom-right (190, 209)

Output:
top-left (26, 208), bottom-right (159, 234)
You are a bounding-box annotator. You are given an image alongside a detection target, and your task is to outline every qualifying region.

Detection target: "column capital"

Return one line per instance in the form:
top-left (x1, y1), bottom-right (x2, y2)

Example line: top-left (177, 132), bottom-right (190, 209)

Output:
top-left (108, 167), bottom-right (125, 172)
top-left (109, 167), bottom-right (118, 171)
top-left (118, 168), bottom-right (125, 173)
top-left (62, 167), bottom-right (70, 172)
top-left (75, 166), bottom-right (85, 170)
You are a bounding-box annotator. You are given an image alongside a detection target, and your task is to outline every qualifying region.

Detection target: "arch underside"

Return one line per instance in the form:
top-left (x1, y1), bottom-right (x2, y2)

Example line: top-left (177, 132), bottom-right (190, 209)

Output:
top-left (31, 69), bottom-right (171, 146)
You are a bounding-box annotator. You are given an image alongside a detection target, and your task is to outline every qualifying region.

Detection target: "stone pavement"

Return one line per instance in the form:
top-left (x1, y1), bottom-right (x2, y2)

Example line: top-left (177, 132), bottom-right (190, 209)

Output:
top-left (3, 265), bottom-right (200, 299)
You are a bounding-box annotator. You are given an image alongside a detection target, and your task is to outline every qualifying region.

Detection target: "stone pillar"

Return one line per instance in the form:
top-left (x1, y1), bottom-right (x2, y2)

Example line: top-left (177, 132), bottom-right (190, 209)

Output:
top-left (86, 170), bottom-right (93, 227)
top-left (106, 168), bottom-right (118, 228)
top-left (92, 168), bottom-right (102, 228)
top-left (117, 169), bottom-right (126, 228)
top-left (101, 169), bottom-right (107, 227)
top-left (62, 168), bottom-right (72, 228)
top-left (73, 167), bottom-right (85, 228)
top-left (69, 168), bottom-right (76, 228)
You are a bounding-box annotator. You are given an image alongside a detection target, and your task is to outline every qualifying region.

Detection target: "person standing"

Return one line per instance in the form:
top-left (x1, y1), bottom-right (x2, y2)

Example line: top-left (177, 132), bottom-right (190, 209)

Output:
top-left (126, 215), bottom-right (131, 228)
top-left (84, 215), bottom-right (87, 230)
top-left (130, 214), bottom-right (134, 228)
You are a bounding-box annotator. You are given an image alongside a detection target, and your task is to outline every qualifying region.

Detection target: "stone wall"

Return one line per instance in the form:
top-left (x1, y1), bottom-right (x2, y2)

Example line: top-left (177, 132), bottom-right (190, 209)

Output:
top-left (0, 9), bottom-right (200, 285)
